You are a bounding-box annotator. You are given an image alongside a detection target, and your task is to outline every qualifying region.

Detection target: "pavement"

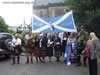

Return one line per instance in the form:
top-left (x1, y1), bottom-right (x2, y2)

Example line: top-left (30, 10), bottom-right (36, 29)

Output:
top-left (0, 54), bottom-right (100, 75)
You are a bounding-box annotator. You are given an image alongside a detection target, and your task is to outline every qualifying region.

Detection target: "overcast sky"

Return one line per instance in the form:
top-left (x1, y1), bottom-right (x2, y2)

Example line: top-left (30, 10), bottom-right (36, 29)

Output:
top-left (0, 0), bottom-right (34, 27)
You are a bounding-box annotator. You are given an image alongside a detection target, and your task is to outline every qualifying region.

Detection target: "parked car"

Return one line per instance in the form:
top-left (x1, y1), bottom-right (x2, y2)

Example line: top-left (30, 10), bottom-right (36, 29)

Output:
top-left (0, 33), bottom-right (12, 58)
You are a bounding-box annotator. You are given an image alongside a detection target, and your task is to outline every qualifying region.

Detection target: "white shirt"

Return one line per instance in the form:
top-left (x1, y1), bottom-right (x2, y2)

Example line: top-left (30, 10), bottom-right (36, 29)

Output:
top-left (25, 35), bottom-right (30, 40)
top-left (25, 34), bottom-right (33, 43)
top-left (63, 37), bottom-right (67, 40)
top-left (67, 38), bottom-right (76, 45)
top-left (39, 39), bottom-right (42, 47)
top-left (47, 39), bottom-right (53, 47)
top-left (11, 38), bottom-right (21, 47)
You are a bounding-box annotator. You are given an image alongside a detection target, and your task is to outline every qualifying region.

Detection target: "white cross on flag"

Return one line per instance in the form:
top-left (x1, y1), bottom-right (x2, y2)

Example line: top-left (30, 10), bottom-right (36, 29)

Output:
top-left (32, 10), bottom-right (77, 33)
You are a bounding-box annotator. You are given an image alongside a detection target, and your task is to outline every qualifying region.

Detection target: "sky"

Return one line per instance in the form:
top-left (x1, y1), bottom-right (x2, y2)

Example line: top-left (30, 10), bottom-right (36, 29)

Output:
top-left (0, 0), bottom-right (34, 27)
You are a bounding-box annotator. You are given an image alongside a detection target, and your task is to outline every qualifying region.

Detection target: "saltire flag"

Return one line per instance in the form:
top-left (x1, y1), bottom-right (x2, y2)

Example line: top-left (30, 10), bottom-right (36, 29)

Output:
top-left (64, 42), bottom-right (77, 65)
top-left (32, 10), bottom-right (77, 33)
top-left (64, 42), bottom-right (71, 65)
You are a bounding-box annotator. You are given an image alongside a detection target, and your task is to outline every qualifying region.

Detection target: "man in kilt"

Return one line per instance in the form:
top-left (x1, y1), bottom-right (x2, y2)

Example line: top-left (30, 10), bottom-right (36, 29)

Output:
top-left (76, 26), bottom-right (88, 66)
top-left (11, 34), bottom-right (22, 65)
top-left (24, 32), bottom-right (35, 64)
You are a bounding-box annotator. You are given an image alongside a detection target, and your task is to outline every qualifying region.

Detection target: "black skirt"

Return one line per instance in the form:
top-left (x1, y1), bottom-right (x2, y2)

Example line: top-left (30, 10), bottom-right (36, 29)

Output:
top-left (47, 46), bottom-right (53, 56)
top-left (40, 47), bottom-right (47, 57)
top-left (54, 45), bottom-right (62, 57)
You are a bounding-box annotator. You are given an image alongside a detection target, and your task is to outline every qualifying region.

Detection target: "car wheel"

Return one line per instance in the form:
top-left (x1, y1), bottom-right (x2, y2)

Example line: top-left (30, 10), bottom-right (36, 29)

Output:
top-left (4, 39), bottom-right (12, 50)
top-left (5, 54), bottom-right (11, 58)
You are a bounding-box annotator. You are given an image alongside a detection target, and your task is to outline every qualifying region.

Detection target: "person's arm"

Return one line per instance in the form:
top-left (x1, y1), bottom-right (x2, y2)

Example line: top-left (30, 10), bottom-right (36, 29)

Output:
top-left (24, 35), bottom-right (27, 44)
top-left (15, 38), bottom-right (21, 46)
top-left (90, 40), bottom-right (97, 59)
top-left (19, 39), bottom-right (22, 45)
top-left (11, 38), bottom-right (16, 47)
top-left (67, 38), bottom-right (70, 45)
top-left (82, 44), bottom-right (87, 54)
top-left (24, 38), bottom-right (26, 43)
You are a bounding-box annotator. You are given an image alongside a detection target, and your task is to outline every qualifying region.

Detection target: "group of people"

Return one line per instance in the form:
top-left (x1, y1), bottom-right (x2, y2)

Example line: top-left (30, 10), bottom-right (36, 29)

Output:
top-left (24, 32), bottom-right (65, 63)
top-left (11, 26), bottom-right (100, 75)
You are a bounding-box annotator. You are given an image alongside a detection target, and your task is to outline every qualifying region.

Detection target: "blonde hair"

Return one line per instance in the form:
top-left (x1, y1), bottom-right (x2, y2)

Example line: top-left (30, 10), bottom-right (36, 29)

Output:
top-left (89, 32), bottom-right (98, 43)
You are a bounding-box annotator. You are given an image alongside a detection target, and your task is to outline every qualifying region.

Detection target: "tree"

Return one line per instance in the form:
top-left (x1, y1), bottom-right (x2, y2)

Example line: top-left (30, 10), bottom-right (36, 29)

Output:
top-left (64, 0), bottom-right (100, 38)
top-left (0, 16), bottom-right (8, 32)
top-left (8, 29), bottom-right (15, 36)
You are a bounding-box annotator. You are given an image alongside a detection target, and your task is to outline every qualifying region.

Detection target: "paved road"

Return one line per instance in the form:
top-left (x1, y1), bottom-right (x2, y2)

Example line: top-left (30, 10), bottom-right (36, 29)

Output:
top-left (0, 56), bottom-right (100, 75)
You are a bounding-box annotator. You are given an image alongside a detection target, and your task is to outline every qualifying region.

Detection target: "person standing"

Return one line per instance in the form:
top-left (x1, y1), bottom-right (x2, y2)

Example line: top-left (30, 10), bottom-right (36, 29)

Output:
top-left (34, 35), bottom-right (42, 63)
top-left (24, 32), bottom-right (34, 64)
top-left (67, 33), bottom-right (76, 65)
top-left (76, 26), bottom-right (88, 66)
top-left (11, 34), bottom-right (22, 65)
top-left (86, 32), bottom-right (100, 75)
top-left (39, 34), bottom-right (47, 63)
top-left (62, 33), bottom-right (67, 57)
top-left (47, 36), bottom-right (53, 62)
top-left (54, 33), bottom-right (62, 62)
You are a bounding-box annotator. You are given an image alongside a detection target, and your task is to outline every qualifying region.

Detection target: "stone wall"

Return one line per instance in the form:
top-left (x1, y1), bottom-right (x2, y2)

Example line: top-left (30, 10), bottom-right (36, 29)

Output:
top-left (33, 6), bottom-right (69, 17)
top-left (33, 8), bottom-right (49, 17)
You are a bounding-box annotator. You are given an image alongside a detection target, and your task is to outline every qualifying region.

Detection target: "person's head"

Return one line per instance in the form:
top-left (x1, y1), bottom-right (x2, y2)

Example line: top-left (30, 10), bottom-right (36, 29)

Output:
top-left (80, 26), bottom-right (84, 32)
top-left (48, 35), bottom-right (51, 39)
top-left (89, 32), bottom-right (97, 40)
top-left (64, 33), bottom-right (67, 37)
top-left (15, 34), bottom-right (18, 39)
top-left (70, 33), bottom-right (75, 38)
top-left (55, 33), bottom-right (59, 38)
top-left (35, 35), bottom-right (38, 40)
top-left (39, 34), bottom-right (43, 39)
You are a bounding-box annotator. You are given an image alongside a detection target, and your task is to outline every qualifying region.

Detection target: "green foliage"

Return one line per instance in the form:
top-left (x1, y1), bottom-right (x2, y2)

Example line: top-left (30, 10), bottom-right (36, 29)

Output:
top-left (18, 31), bottom-right (29, 52)
top-left (18, 30), bottom-right (37, 52)
top-left (64, 0), bottom-right (100, 38)
top-left (8, 29), bottom-right (15, 36)
top-left (0, 16), bottom-right (8, 32)
top-left (18, 30), bottom-right (29, 45)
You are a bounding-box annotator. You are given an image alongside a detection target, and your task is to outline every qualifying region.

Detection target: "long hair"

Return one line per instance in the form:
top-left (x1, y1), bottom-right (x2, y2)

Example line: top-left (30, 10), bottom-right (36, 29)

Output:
top-left (89, 32), bottom-right (98, 43)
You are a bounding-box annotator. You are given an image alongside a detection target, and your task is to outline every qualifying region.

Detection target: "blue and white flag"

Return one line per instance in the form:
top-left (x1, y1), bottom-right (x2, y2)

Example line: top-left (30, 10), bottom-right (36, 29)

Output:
top-left (72, 42), bottom-right (76, 51)
top-left (64, 42), bottom-right (71, 65)
top-left (32, 10), bottom-right (77, 33)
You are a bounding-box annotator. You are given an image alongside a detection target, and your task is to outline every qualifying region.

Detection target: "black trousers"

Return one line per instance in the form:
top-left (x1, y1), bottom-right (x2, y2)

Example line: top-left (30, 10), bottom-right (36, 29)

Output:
top-left (88, 57), bottom-right (97, 75)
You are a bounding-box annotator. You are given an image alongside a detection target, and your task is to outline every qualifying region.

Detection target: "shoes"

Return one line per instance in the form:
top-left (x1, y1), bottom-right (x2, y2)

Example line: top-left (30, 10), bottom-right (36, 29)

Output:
top-left (49, 60), bottom-right (51, 62)
top-left (11, 63), bottom-right (15, 65)
top-left (41, 60), bottom-right (45, 63)
top-left (76, 63), bottom-right (81, 67)
top-left (17, 62), bottom-right (20, 64)
top-left (56, 60), bottom-right (59, 62)
top-left (84, 64), bottom-right (87, 67)
top-left (26, 61), bottom-right (29, 64)
top-left (31, 61), bottom-right (33, 64)
top-left (67, 62), bottom-right (71, 66)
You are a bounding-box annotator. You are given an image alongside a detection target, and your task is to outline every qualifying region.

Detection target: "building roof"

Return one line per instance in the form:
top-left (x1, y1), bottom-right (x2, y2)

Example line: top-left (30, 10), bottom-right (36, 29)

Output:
top-left (33, 0), bottom-right (67, 9)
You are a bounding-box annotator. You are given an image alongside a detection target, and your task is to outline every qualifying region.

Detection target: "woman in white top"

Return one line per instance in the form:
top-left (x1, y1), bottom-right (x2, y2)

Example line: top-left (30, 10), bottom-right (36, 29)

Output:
top-left (67, 33), bottom-right (76, 65)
